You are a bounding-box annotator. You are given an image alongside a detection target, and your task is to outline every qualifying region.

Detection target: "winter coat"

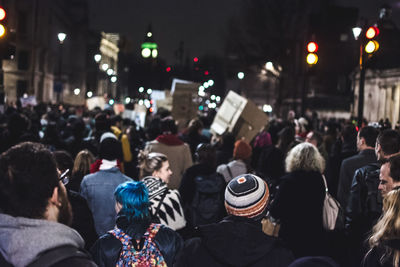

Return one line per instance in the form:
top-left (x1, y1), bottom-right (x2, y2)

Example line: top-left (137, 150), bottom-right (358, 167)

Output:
top-left (345, 163), bottom-right (382, 266)
top-left (90, 216), bottom-right (183, 267)
top-left (174, 215), bottom-right (294, 267)
top-left (337, 149), bottom-right (377, 208)
top-left (68, 190), bottom-right (98, 250)
top-left (145, 136), bottom-right (193, 190)
top-left (80, 167), bottom-right (132, 236)
top-left (0, 213), bottom-right (96, 267)
top-left (269, 170), bottom-right (327, 258)
top-left (142, 176), bottom-right (186, 231)
top-left (346, 163), bottom-right (382, 236)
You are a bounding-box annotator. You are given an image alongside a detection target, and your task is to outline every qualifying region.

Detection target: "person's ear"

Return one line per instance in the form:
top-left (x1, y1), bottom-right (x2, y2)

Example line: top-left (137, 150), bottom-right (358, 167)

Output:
top-left (50, 186), bottom-right (61, 208)
top-left (360, 137), bottom-right (366, 146)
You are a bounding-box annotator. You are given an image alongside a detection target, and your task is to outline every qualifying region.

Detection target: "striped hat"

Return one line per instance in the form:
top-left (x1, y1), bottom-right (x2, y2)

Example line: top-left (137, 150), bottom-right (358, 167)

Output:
top-left (224, 174), bottom-right (269, 220)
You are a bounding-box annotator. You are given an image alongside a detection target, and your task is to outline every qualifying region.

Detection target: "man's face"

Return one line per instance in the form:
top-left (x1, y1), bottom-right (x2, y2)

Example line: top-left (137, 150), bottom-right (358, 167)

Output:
top-left (375, 142), bottom-right (383, 161)
top-left (379, 162), bottom-right (395, 196)
top-left (57, 183), bottom-right (73, 226)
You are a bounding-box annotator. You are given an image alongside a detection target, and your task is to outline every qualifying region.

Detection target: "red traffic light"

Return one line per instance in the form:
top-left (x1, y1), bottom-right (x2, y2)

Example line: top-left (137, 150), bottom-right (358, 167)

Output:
top-left (204, 70), bottom-right (209, 75)
top-left (166, 67), bottom-right (171, 72)
top-left (0, 7), bottom-right (5, 21)
top-left (193, 57), bottom-right (199, 62)
top-left (307, 42), bottom-right (318, 53)
top-left (366, 26), bottom-right (379, 39)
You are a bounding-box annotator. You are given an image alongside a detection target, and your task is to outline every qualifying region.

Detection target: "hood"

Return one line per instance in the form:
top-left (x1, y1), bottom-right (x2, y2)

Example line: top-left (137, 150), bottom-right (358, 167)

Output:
top-left (0, 213), bottom-right (84, 267)
top-left (198, 216), bottom-right (279, 266)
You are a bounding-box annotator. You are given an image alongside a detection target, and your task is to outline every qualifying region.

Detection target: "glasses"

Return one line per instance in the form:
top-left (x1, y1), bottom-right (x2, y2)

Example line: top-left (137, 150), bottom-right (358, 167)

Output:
top-left (59, 169), bottom-right (70, 185)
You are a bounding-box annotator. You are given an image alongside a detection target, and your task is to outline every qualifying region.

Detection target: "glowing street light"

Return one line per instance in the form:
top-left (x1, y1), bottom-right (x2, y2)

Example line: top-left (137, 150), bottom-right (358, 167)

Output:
top-left (139, 87), bottom-right (144, 93)
top-left (147, 88), bottom-right (152, 94)
top-left (110, 76), bottom-right (117, 83)
top-left (125, 97), bottom-right (131, 104)
top-left (73, 88), bottom-right (80, 95)
top-left (87, 91), bottom-right (93, 98)
top-left (94, 54), bottom-right (101, 63)
top-left (237, 72), bottom-right (244, 80)
top-left (102, 63), bottom-right (109, 71)
top-left (107, 69), bottom-right (114, 76)
top-left (57, 32), bottom-right (66, 44)
top-left (352, 27), bottom-right (362, 40)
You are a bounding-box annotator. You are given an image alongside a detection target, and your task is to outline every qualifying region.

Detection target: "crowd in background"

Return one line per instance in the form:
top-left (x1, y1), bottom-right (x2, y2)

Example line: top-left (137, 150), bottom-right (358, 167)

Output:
top-left (0, 102), bottom-right (400, 267)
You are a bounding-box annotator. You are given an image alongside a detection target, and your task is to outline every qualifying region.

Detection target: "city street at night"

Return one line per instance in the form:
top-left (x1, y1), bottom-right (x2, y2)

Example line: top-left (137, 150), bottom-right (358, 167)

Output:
top-left (0, 1), bottom-right (400, 266)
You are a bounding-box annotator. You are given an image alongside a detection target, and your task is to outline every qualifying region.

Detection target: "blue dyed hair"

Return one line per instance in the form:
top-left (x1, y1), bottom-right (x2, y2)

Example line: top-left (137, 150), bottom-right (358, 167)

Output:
top-left (114, 181), bottom-right (150, 223)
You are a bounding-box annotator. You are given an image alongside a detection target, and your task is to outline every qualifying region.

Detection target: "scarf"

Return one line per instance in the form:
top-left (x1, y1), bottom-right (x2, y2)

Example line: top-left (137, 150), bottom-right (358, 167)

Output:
top-left (90, 159), bottom-right (122, 173)
top-left (155, 134), bottom-right (184, 146)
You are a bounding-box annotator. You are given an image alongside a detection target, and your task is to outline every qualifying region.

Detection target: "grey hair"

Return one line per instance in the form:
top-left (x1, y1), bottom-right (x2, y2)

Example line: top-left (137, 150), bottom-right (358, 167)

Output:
top-left (285, 142), bottom-right (325, 173)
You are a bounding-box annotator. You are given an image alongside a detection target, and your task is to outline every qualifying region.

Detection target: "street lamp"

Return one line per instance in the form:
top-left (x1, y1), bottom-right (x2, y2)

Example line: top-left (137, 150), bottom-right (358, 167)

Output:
top-left (101, 63), bottom-right (109, 71)
top-left (56, 32), bottom-right (67, 102)
top-left (94, 54), bottom-right (101, 63)
top-left (352, 25), bottom-right (366, 127)
top-left (57, 32), bottom-right (66, 44)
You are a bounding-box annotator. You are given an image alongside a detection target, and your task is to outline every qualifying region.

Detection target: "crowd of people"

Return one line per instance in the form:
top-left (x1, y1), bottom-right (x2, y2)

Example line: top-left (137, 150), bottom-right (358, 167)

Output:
top-left (0, 103), bottom-right (399, 267)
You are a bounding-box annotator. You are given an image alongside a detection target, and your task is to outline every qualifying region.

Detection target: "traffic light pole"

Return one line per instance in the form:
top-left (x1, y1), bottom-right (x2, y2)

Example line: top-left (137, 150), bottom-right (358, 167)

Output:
top-left (357, 44), bottom-right (366, 128)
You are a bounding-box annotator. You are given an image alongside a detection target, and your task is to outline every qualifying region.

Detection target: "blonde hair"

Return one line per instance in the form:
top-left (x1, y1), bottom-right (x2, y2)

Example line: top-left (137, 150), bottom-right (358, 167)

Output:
top-left (72, 150), bottom-right (95, 176)
top-left (368, 188), bottom-right (400, 266)
top-left (285, 142), bottom-right (325, 173)
top-left (138, 150), bottom-right (168, 179)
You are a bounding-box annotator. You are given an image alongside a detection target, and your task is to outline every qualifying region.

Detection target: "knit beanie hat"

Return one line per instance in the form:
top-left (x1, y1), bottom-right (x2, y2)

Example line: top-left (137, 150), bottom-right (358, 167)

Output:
top-left (233, 140), bottom-right (252, 160)
top-left (225, 174), bottom-right (269, 220)
top-left (99, 132), bottom-right (122, 161)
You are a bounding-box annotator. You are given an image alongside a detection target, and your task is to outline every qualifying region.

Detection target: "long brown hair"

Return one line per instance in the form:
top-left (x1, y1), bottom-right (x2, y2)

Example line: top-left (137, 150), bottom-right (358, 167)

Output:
top-left (72, 150), bottom-right (95, 177)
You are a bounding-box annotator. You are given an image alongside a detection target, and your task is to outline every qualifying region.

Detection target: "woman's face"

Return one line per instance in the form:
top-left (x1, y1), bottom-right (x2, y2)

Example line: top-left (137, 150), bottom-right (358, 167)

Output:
top-left (152, 160), bottom-right (173, 184)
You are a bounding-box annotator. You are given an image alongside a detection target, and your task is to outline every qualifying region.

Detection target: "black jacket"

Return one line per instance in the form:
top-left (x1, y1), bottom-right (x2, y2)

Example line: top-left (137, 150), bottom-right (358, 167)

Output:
top-left (345, 163), bottom-right (382, 237)
top-left (68, 190), bottom-right (98, 250)
top-left (175, 215), bottom-right (294, 267)
top-left (269, 170), bottom-right (327, 258)
top-left (90, 216), bottom-right (183, 267)
top-left (362, 239), bottom-right (400, 267)
top-left (337, 149), bottom-right (377, 208)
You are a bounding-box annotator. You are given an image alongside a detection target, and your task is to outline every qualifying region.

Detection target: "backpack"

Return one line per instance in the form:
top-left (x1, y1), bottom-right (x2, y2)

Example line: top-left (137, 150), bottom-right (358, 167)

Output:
top-left (109, 223), bottom-right (167, 267)
top-left (191, 173), bottom-right (225, 226)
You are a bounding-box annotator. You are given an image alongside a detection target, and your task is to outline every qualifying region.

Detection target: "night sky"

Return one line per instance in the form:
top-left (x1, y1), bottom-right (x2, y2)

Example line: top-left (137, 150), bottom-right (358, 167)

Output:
top-left (88, 0), bottom-right (400, 64)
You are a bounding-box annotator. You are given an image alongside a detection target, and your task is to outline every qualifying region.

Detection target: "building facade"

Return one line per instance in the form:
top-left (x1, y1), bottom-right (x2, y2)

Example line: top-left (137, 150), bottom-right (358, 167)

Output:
top-left (1, 0), bottom-right (92, 104)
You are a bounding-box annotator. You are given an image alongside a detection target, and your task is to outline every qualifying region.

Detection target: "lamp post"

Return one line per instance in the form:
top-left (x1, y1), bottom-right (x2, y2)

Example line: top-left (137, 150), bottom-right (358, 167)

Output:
top-left (352, 26), bottom-right (365, 127)
top-left (56, 32), bottom-right (66, 102)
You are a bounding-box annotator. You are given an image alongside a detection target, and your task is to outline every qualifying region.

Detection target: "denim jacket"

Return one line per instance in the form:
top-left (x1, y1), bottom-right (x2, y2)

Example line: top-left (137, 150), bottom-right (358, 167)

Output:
top-left (80, 167), bottom-right (132, 236)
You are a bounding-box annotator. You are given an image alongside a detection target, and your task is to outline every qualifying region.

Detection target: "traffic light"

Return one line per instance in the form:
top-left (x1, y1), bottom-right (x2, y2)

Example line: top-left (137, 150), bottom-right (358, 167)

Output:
top-left (365, 26), bottom-right (379, 54)
top-left (0, 6), bottom-right (6, 38)
top-left (306, 41), bottom-right (318, 65)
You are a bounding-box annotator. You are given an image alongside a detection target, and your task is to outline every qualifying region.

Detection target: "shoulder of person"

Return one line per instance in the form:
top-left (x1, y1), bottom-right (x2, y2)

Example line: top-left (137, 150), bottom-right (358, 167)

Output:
top-left (27, 245), bottom-right (96, 267)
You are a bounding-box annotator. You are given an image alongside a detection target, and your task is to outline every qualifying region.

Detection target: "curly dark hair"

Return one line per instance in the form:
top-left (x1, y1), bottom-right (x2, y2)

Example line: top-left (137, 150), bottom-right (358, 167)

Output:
top-left (0, 142), bottom-right (59, 219)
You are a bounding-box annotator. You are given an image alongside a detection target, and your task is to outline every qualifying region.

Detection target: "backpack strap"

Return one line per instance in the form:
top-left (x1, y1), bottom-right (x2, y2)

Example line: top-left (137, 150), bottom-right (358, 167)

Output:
top-left (153, 190), bottom-right (168, 219)
top-left (226, 165), bottom-right (233, 179)
top-left (27, 245), bottom-right (91, 267)
top-left (148, 223), bottom-right (162, 238)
